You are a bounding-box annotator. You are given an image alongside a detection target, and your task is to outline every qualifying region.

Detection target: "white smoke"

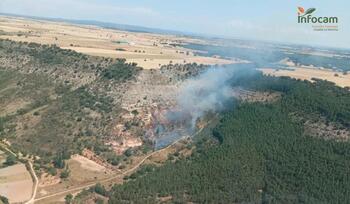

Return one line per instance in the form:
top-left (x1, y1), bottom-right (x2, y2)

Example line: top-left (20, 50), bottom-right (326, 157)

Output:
top-left (175, 67), bottom-right (235, 127)
top-left (155, 66), bottom-right (237, 149)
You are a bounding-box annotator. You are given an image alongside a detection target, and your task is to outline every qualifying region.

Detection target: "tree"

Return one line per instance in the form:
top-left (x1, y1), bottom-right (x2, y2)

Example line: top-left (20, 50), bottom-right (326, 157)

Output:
top-left (131, 110), bottom-right (139, 115)
top-left (95, 198), bottom-right (104, 204)
top-left (93, 183), bottom-right (108, 196)
top-left (60, 168), bottom-right (70, 179)
top-left (48, 167), bottom-right (57, 176)
top-left (65, 194), bottom-right (73, 204)
top-left (108, 74), bottom-right (350, 203)
top-left (0, 195), bottom-right (9, 204)
top-left (0, 117), bottom-right (5, 133)
top-left (4, 155), bottom-right (16, 166)
top-left (124, 148), bottom-right (133, 157)
top-left (53, 155), bottom-right (65, 169)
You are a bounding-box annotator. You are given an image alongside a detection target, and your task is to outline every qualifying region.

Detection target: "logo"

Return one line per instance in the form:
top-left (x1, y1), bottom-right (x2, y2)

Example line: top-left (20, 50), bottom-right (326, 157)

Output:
top-left (298, 7), bottom-right (316, 17)
top-left (297, 7), bottom-right (339, 31)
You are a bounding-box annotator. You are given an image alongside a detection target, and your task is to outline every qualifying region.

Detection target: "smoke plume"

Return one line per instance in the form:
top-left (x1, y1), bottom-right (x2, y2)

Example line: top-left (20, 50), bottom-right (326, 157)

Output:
top-left (155, 66), bottom-right (237, 148)
top-left (176, 67), bottom-right (235, 126)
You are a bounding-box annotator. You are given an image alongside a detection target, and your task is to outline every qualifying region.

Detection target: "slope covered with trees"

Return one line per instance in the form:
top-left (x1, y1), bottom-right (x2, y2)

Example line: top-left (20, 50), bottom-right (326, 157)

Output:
top-left (108, 71), bottom-right (350, 204)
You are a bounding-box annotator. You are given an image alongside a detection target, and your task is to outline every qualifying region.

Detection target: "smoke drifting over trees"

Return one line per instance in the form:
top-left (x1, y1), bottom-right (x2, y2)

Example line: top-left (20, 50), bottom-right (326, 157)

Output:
top-left (155, 66), bottom-right (237, 148)
top-left (175, 67), bottom-right (236, 127)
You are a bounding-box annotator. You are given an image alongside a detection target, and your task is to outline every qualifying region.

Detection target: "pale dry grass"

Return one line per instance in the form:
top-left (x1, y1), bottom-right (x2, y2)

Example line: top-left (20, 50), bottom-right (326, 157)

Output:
top-left (70, 154), bottom-right (106, 172)
top-left (38, 173), bottom-right (60, 188)
top-left (0, 98), bottom-right (31, 117)
top-left (0, 15), bottom-right (233, 69)
top-left (0, 163), bottom-right (33, 203)
top-left (261, 67), bottom-right (350, 88)
top-left (37, 157), bottom-right (110, 200)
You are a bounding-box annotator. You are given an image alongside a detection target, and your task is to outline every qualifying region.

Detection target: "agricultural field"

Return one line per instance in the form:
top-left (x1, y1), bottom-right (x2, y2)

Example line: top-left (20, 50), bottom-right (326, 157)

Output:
top-left (0, 16), bottom-right (233, 69)
top-left (0, 164), bottom-right (33, 203)
top-left (260, 66), bottom-right (350, 88)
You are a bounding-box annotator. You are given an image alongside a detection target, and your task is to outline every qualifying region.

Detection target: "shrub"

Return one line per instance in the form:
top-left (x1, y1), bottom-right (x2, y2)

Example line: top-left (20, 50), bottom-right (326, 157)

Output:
top-left (65, 194), bottom-right (73, 204)
top-left (4, 155), bottom-right (16, 166)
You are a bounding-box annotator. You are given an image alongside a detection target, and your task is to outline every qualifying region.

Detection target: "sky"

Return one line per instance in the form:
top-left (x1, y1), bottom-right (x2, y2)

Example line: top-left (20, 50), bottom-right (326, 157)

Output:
top-left (0, 0), bottom-right (349, 49)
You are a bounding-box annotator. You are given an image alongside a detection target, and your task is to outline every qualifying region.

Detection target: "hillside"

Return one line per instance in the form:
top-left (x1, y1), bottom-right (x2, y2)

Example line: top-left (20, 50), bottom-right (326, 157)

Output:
top-left (0, 39), bottom-right (142, 172)
top-left (105, 72), bottom-right (350, 204)
top-left (0, 38), bottom-right (217, 202)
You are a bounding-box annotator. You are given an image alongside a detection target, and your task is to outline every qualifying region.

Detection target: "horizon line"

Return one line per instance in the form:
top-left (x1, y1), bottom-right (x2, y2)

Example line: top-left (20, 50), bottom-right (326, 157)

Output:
top-left (0, 12), bottom-right (349, 51)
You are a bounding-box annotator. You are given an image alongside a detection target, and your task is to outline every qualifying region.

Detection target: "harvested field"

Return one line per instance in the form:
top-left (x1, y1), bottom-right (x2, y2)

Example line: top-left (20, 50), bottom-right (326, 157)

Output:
top-left (70, 154), bottom-right (106, 172)
top-left (0, 15), bottom-right (234, 69)
top-left (261, 67), bottom-right (350, 88)
top-left (0, 164), bottom-right (33, 203)
top-left (36, 156), bottom-right (111, 200)
top-left (65, 156), bottom-right (110, 183)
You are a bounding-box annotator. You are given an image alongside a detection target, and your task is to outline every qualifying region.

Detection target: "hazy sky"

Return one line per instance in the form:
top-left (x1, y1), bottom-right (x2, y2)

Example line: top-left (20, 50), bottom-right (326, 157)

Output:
top-left (0, 0), bottom-right (349, 48)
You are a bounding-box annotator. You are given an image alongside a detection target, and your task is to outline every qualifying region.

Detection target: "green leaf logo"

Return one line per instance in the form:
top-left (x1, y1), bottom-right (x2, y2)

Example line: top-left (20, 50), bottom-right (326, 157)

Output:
top-left (302, 8), bottom-right (316, 16)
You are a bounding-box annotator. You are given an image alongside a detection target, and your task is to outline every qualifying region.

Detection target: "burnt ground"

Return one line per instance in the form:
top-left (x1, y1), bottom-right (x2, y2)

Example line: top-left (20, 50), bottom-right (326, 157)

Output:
top-left (304, 117), bottom-right (350, 141)
top-left (106, 63), bottom-right (207, 153)
top-left (108, 64), bottom-right (285, 153)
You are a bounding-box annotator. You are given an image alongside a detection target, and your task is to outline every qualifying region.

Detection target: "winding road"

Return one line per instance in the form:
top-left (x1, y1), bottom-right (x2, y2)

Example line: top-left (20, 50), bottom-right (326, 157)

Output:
top-left (33, 135), bottom-right (191, 203)
top-left (0, 142), bottom-right (38, 204)
top-left (1, 123), bottom-right (206, 203)
top-left (24, 162), bottom-right (39, 204)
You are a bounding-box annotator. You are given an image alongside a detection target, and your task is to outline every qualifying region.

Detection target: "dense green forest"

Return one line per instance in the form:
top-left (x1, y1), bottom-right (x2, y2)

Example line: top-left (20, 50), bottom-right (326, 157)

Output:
top-left (233, 73), bottom-right (350, 127)
top-left (107, 71), bottom-right (350, 204)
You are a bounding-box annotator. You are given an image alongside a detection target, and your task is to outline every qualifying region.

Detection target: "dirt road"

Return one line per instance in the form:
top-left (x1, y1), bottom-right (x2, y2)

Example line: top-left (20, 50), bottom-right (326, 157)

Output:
top-left (24, 162), bottom-right (39, 204)
top-left (33, 135), bottom-right (190, 202)
top-left (0, 141), bottom-right (38, 204)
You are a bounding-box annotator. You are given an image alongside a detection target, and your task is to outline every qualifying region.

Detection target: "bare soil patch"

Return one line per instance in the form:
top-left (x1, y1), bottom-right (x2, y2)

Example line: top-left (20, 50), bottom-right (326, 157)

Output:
top-left (0, 98), bottom-right (31, 117)
top-left (0, 163), bottom-right (33, 203)
top-left (232, 88), bottom-right (281, 103)
top-left (70, 154), bottom-right (106, 172)
top-left (304, 119), bottom-right (350, 141)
